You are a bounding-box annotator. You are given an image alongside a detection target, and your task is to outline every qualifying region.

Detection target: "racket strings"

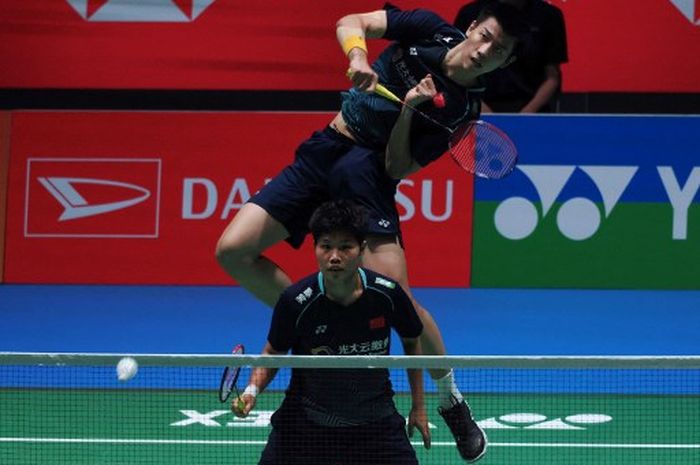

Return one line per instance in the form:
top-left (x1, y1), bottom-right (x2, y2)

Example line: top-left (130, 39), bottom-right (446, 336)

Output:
top-left (449, 123), bottom-right (518, 179)
top-left (219, 344), bottom-right (245, 402)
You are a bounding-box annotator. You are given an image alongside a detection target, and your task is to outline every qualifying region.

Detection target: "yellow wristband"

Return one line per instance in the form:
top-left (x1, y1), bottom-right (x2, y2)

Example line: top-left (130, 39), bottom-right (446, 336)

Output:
top-left (341, 35), bottom-right (367, 56)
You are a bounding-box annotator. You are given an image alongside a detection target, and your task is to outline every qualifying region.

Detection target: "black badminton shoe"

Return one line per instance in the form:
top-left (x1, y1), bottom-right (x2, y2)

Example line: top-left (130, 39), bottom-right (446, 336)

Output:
top-left (438, 398), bottom-right (487, 462)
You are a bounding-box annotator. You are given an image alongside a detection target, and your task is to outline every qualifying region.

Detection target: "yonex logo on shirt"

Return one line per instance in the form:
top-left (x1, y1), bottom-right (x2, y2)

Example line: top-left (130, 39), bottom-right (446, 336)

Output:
top-left (314, 325), bottom-right (327, 335)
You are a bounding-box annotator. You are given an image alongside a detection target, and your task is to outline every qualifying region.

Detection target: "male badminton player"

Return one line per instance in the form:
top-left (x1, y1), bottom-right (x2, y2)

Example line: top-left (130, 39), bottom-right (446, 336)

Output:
top-left (217, 4), bottom-right (526, 461)
top-left (233, 200), bottom-right (429, 464)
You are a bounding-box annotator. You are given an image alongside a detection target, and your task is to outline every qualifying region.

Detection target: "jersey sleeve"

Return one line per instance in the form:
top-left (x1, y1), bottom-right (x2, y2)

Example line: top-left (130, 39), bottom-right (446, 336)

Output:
top-left (388, 285), bottom-right (423, 339)
top-left (266, 291), bottom-right (296, 352)
top-left (383, 4), bottom-right (451, 42)
top-left (410, 127), bottom-right (450, 167)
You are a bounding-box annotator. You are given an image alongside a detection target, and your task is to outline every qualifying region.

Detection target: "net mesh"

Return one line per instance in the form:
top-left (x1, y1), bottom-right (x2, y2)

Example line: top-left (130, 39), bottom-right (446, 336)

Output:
top-left (0, 353), bottom-right (698, 465)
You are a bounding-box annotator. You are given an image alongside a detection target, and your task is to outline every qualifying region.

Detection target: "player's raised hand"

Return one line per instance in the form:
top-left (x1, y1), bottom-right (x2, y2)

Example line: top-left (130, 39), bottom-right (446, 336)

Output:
top-left (407, 404), bottom-right (432, 449)
top-left (404, 74), bottom-right (438, 107)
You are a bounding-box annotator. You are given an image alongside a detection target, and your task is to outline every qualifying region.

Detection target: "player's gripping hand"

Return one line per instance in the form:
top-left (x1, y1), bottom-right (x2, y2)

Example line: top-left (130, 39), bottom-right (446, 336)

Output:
top-left (404, 74), bottom-right (438, 108)
top-left (346, 62), bottom-right (378, 93)
top-left (231, 394), bottom-right (256, 418)
top-left (407, 404), bottom-right (432, 449)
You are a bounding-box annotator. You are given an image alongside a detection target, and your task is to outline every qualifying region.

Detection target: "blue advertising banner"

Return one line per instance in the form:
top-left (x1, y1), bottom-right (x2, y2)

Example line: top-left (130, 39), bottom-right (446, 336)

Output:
top-left (473, 115), bottom-right (700, 288)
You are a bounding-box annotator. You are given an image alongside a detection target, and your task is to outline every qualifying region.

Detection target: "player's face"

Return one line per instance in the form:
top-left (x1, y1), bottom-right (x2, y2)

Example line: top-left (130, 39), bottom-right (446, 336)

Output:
top-left (315, 231), bottom-right (363, 281)
top-left (463, 17), bottom-right (516, 74)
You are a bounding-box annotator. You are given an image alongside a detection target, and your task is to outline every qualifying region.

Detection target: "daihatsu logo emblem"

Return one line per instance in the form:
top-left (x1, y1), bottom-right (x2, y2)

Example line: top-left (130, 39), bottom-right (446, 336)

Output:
top-left (38, 177), bottom-right (151, 221)
top-left (668, 0), bottom-right (700, 25)
top-left (25, 158), bottom-right (161, 238)
top-left (66, 0), bottom-right (216, 22)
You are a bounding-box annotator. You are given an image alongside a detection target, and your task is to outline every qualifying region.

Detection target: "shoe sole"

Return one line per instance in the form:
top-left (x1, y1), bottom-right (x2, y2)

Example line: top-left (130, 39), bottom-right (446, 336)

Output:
top-left (466, 423), bottom-right (488, 463)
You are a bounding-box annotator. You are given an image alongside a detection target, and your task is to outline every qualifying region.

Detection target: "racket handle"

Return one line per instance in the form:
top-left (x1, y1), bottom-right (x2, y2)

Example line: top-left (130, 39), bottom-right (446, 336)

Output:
top-left (347, 70), bottom-right (443, 108)
top-left (376, 84), bottom-right (445, 109)
top-left (374, 84), bottom-right (402, 103)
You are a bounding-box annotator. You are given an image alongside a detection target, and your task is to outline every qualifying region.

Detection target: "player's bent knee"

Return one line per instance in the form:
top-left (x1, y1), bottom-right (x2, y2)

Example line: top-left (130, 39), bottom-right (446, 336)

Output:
top-left (215, 237), bottom-right (256, 269)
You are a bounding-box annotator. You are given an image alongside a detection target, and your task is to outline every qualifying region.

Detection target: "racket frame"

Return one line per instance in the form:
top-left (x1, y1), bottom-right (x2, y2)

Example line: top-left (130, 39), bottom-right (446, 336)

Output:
top-left (371, 84), bottom-right (518, 179)
top-left (218, 343), bottom-right (245, 403)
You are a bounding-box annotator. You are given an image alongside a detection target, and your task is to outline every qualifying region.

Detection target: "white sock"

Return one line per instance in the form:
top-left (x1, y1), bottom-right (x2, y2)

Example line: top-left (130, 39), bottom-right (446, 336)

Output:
top-left (435, 369), bottom-right (464, 410)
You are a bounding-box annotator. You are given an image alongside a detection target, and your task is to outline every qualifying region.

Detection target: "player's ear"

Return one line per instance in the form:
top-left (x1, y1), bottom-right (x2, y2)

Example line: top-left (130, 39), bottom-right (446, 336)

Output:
top-left (465, 20), bottom-right (478, 37)
top-left (360, 240), bottom-right (367, 253)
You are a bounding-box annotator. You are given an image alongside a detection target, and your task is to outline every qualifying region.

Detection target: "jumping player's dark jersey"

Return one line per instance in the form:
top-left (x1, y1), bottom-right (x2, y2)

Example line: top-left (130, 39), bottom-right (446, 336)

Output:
top-left (248, 5), bottom-right (486, 247)
top-left (268, 267), bottom-right (423, 427)
top-left (342, 5), bottom-right (484, 166)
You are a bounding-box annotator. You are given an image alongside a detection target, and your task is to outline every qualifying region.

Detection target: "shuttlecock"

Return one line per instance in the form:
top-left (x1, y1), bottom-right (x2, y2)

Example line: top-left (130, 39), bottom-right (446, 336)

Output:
top-left (116, 357), bottom-right (138, 382)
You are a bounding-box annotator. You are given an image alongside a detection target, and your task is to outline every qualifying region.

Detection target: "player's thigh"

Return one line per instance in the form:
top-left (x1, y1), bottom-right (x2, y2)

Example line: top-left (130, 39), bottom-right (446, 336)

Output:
top-left (328, 146), bottom-right (402, 238)
top-left (362, 234), bottom-right (413, 297)
top-left (259, 406), bottom-right (333, 465)
top-left (216, 203), bottom-right (290, 258)
top-left (356, 412), bottom-right (418, 465)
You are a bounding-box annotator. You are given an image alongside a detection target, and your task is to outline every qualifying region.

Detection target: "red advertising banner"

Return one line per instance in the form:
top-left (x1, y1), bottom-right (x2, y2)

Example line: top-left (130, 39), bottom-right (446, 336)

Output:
top-left (557, 0), bottom-right (700, 92)
top-left (3, 111), bottom-right (473, 286)
top-left (0, 112), bottom-right (10, 282)
top-left (1, 1), bottom-right (698, 92)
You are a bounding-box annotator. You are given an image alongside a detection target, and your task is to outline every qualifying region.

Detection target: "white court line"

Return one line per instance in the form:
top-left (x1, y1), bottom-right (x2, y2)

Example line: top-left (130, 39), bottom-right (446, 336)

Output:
top-left (0, 438), bottom-right (698, 449)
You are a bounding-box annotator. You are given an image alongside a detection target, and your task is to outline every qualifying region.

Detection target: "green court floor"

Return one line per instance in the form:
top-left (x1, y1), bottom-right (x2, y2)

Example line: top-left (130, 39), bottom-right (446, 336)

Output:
top-left (1, 389), bottom-right (698, 464)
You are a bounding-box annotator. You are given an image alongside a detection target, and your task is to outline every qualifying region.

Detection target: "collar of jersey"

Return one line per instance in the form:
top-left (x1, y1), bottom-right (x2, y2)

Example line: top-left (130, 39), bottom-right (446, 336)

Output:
top-left (317, 268), bottom-right (368, 295)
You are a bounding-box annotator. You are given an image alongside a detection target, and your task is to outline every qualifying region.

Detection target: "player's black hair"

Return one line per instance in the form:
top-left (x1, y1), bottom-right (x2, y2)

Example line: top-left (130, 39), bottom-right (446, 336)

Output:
top-left (476, 1), bottom-right (530, 42)
top-left (309, 200), bottom-right (368, 245)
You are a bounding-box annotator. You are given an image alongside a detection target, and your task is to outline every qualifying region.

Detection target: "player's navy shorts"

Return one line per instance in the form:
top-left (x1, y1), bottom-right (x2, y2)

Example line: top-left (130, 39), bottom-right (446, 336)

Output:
top-left (258, 398), bottom-right (418, 465)
top-left (249, 126), bottom-right (402, 249)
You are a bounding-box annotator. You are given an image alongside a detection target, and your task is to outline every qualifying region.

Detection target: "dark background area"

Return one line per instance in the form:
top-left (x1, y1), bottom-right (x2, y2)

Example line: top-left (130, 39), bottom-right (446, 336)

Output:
top-left (1, 89), bottom-right (699, 114)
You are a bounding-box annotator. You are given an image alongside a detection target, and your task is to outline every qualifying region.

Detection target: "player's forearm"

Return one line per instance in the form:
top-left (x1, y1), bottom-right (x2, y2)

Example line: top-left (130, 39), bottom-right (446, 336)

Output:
top-left (247, 341), bottom-right (283, 393)
top-left (402, 337), bottom-right (426, 408)
top-left (248, 366), bottom-right (278, 394)
top-left (336, 10), bottom-right (387, 53)
top-left (385, 108), bottom-right (419, 179)
top-left (337, 11), bottom-right (387, 83)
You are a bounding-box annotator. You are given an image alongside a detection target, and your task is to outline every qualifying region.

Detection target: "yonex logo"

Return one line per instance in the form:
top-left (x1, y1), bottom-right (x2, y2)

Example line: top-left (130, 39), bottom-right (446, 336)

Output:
top-left (314, 325), bottom-right (327, 335)
top-left (668, 0), bottom-right (700, 25)
top-left (479, 413), bottom-right (612, 431)
top-left (39, 177), bottom-right (151, 221)
top-left (66, 0), bottom-right (216, 22)
top-left (25, 158), bottom-right (161, 238)
top-left (494, 165), bottom-right (699, 241)
top-left (175, 409), bottom-right (613, 430)
top-left (495, 165), bottom-right (638, 241)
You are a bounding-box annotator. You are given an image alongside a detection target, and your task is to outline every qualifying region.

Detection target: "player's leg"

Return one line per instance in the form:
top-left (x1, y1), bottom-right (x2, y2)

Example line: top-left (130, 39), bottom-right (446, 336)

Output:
top-left (354, 411), bottom-right (418, 465)
top-left (362, 236), bottom-right (487, 463)
top-left (259, 400), bottom-right (323, 465)
top-left (215, 202), bottom-right (292, 308)
top-left (361, 235), bottom-right (448, 377)
top-left (329, 147), bottom-right (487, 460)
top-left (216, 128), bottom-right (343, 307)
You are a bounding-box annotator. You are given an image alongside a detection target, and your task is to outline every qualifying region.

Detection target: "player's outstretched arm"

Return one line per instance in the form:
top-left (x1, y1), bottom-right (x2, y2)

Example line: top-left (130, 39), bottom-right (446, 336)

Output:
top-left (385, 75), bottom-right (437, 179)
top-left (232, 341), bottom-right (284, 418)
top-left (401, 336), bottom-right (431, 449)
